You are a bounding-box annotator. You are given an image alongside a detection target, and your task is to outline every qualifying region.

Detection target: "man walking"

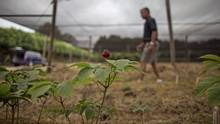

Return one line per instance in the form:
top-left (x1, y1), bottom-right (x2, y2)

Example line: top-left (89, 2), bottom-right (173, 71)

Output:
top-left (136, 7), bottom-right (162, 83)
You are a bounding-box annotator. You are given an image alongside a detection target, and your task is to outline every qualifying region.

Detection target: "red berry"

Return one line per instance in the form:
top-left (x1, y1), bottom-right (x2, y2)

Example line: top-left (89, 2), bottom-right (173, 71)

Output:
top-left (102, 49), bottom-right (110, 59)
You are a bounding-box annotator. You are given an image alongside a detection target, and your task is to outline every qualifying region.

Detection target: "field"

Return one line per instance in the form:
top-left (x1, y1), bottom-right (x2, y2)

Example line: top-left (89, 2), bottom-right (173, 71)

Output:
top-left (0, 62), bottom-right (212, 124)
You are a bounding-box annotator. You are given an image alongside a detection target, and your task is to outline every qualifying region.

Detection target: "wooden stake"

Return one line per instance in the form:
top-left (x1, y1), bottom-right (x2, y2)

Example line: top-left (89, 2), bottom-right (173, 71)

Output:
top-left (47, 0), bottom-right (58, 72)
top-left (213, 106), bottom-right (220, 124)
top-left (165, 0), bottom-right (179, 83)
top-left (42, 37), bottom-right (48, 58)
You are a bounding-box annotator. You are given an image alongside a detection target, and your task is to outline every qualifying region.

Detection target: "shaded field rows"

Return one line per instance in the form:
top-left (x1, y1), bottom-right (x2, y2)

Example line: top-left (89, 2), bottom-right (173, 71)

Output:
top-left (0, 63), bottom-right (212, 124)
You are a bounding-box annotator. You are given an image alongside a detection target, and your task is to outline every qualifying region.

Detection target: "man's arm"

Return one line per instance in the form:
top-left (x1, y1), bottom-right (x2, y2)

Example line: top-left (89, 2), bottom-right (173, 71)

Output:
top-left (147, 31), bottom-right (157, 52)
top-left (150, 18), bottom-right (158, 47)
top-left (151, 31), bottom-right (157, 45)
top-left (136, 42), bottom-right (145, 51)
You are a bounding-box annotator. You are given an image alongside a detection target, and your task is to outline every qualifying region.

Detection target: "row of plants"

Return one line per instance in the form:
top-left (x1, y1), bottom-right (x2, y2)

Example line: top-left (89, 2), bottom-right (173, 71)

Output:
top-left (108, 52), bottom-right (140, 61)
top-left (0, 27), bottom-right (97, 60)
top-left (104, 51), bottom-right (195, 62)
top-left (0, 50), bottom-right (142, 124)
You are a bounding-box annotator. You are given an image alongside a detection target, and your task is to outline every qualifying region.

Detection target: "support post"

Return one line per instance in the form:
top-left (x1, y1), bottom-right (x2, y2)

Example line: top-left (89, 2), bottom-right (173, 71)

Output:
top-left (184, 35), bottom-right (190, 62)
top-left (42, 38), bottom-right (48, 59)
top-left (165, 0), bottom-right (176, 66)
top-left (213, 106), bottom-right (220, 124)
top-left (47, 0), bottom-right (58, 72)
top-left (89, 35), bottom-right (92, 53)
top-left (165, 0), bottom-right (179, 83)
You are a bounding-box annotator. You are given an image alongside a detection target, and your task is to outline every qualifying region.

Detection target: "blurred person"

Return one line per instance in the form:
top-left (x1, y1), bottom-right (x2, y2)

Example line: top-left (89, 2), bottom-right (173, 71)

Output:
top-left (136, 7), bottom-right (162, 83)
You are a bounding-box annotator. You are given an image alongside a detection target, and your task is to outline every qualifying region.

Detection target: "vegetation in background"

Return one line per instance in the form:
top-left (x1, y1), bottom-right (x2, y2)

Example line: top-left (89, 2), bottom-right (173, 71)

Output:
top-left (94, 34), bottom-right (220, 62)
top-left (37, 22), bottom-right (77, 45)
top-left (0, 27), bottom-right (98, 61)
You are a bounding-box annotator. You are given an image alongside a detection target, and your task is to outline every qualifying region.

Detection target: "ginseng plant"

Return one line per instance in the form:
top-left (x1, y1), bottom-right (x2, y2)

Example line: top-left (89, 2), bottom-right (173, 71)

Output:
top-left (0, 67), bottom-right (49, 124)
top-left (72, 50), bottom-right (140, 124)
top-left (195, 54), bottom-right (220, 124)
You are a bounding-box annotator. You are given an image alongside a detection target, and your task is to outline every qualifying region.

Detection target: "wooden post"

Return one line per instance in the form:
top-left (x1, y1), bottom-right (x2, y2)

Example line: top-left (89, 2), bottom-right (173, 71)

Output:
top-left (185, 35), bottom-right (191, 62)
top-left (165, 0), bottom-right (176, 66)
top-left (47, 0), bottom-right (58, 72)
top-left (184, 35), bottom-right (188, 62)
top-left (89, 35), bottom-right (92, 53)
top-left (165, 0), bottom-right (179, 83)
top-left (69, 52), bottom-right (72, 62)
top-left (213, 106), bottom-right (220, 124)
top-left (42, 37), bottom-right (48, 59)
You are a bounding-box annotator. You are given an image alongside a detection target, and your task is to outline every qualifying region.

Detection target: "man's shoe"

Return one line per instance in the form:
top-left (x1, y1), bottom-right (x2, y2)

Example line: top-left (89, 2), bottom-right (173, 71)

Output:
top-left (156, 79), bottom-right (163, 83)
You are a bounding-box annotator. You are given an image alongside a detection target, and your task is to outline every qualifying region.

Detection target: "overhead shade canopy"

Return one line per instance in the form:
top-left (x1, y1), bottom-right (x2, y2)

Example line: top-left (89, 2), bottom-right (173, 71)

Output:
top-left (0, 0), bottom-right (220, 40)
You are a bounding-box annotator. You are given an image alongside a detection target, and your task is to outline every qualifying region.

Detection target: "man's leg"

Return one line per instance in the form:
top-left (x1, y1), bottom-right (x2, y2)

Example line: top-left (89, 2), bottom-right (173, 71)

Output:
top-left (140, 61), bottom-right (147, 79)
top-left (151, 61), bottom-right (160, 79)
top-left (151, 61), bottom-right (163, 83)
top-left (139, 43), bottom-right (148, 80)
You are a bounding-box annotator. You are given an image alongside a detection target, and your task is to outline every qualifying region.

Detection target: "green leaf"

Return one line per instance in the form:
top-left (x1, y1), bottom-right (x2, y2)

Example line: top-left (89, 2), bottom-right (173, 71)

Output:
top-left (75, 100), bottom-right (97, 120)
top-left (0, 66), bottom-right (9, 78)
top-left (0, 66), bottom-right (8, 72)
top-left (195, 76), bottom-right (220, 96)
top-left (0, 83), bottom-right (10, 96)
top-left (71, 62), bottom-right (99, 69)
top-left (200, 54), bottom-right (220, 62)
top-left (94, 67), bottom-right (111, 85)
top-left (49, 83), bottom-right (58, 95)
top-left (207, 83), bottom-right (220, 105)
top-left (75, 99), bottom-right (88, 114)
top-left (203, 60), bottom-right (220, 70)
top-left (107, 59), bottom-right (137, 72)
top-left (195, 55), bottom-right (220, 105)
top-left (4, 95), bottom-right (32, 103)
top-left (85, 107), bottom-right (96, 120)
top-left (26, 70), bottom-right (43, 82)
top-left (32, 67), bottom-right (47, 76)
top-left (75, 67), bottom-right (93, 85)
top-left (55, 80), bottom-right (76, 97)
top-left (27, 81), bottom-right (52, 98)
top-left (4, 72), bottom-right (14, 83)
top-left (71, 62), bottom-right (91, 69)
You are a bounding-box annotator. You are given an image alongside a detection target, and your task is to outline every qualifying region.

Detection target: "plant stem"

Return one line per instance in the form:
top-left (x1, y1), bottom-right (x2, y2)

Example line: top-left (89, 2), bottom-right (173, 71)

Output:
top-left (95, 87), bottom-right (108, 124)
top-left (11, 105), bottom-right (15, 124)
top-left (37, 97), bottom-right (47, 124)
top-left (80, 114), bottom-right (85, 124)
top-left (6, 105), bottom-right (8, 120)
top-left (16, 99), bottom-right (19, 124)
top-left (59, 97), bottom-right (71, 124)
top-left (141, 113), bottom-right (144, 124)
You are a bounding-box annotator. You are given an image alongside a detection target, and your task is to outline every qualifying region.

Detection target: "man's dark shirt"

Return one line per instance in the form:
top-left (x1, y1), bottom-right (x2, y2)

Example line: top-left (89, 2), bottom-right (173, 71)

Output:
top-left (143, 17), bottom-right (158, 43)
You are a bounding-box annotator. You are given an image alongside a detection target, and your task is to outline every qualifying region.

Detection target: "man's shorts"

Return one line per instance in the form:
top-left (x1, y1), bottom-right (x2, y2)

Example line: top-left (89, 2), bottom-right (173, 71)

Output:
top-left (140, 42), bottom-right (159, 63)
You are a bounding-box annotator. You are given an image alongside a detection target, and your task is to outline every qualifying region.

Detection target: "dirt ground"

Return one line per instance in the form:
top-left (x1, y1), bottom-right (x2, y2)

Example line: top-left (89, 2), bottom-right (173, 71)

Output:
top-left (0, 63), bottom-right (213, 124)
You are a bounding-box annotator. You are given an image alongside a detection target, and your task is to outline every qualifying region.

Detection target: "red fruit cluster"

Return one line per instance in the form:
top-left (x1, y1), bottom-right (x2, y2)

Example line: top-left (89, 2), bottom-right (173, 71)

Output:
top-left (102, 49), bottom-right (110, 59)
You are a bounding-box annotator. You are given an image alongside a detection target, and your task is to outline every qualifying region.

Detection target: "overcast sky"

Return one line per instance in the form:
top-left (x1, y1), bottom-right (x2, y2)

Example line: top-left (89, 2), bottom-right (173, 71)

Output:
top-left (0, 0), bottom-right (220, 41)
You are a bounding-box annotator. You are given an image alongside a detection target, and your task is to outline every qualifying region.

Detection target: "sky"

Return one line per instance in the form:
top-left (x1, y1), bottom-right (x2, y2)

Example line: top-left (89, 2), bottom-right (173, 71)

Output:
top-left (0, 0), bottom-right (220, 42)
top-left (0, 18), bottom-right (35, 33)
